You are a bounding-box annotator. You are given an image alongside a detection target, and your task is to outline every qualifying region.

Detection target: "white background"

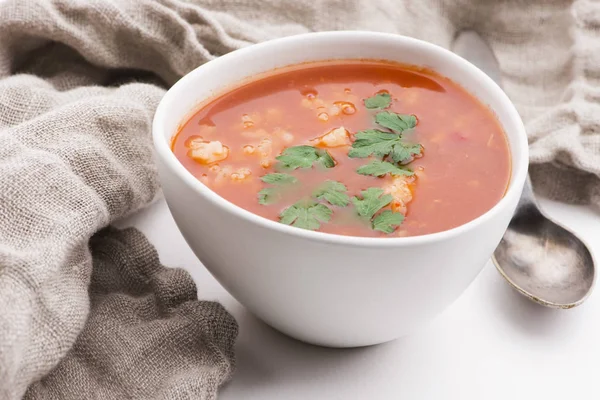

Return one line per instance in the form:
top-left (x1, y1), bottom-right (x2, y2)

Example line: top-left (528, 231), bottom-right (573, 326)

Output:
top-left (120, 195), bottom-right (600, 400)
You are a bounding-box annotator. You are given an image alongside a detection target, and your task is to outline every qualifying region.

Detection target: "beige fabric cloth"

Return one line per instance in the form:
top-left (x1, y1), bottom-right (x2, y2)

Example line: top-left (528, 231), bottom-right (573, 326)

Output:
top-left (0, 0), bottom-right (598, 399)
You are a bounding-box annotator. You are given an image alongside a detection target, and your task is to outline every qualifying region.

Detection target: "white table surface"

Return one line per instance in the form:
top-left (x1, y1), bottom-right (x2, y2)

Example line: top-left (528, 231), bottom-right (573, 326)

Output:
top-left (119, 195), bottom-right (600, 399)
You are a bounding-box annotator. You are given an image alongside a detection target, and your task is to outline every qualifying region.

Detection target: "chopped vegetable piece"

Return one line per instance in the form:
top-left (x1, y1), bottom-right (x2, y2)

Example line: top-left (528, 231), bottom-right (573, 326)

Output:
top-left (373, 210), bottom-right (404, 233)
top-left (187, 140), bottom-right (230, 164)
top-left (243, 145), bottom-right (256, 154)
top-left (356, 160), bottom-right (414, 177)
top-left (352, 188), bottom-right (393, 220)
top-left (375, 111), bottom-right (417, 133)
top-left (313, 180), bottom-right (350, 207)
top-left (261, 173), bottom-right (298, 185)
top-left (364, 93), bottom-right (392, 109)
top-left (279, 200), bottom-right (332, 230)
top-left (256, 137), bottom-right (273, 168)
top-left (231, 167), bottom-right (252, 181)
top-left (311, 127), bottom-right (351, 148)
top-left (384, 176), bottom-right (414, 215)
top-left (276, 145), bottom-right (335, 170)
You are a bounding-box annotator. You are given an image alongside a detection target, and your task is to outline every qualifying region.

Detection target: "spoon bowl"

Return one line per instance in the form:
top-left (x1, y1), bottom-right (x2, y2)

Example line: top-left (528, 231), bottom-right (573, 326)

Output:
top-left (492, 178), bottom-right (595, 308)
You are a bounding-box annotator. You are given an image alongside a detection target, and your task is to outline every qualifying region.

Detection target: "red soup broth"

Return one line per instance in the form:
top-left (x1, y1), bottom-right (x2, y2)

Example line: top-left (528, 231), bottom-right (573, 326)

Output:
top-left (172, 60), bottom-right (511, 238)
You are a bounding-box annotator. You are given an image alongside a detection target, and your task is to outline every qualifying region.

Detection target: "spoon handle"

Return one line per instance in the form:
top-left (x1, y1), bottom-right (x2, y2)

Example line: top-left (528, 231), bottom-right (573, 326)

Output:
top-left (516, 174), bottom-right (536, 209)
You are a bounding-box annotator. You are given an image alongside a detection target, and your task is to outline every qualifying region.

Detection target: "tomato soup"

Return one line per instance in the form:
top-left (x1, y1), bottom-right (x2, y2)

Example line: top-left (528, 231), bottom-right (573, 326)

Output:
top-left (172, 60), bottom-right (511, 237)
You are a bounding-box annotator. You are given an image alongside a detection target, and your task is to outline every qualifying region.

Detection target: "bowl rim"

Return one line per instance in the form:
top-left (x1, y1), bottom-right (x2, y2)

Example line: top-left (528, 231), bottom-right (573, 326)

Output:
top-left (153, 30), bottom-right (529, 248)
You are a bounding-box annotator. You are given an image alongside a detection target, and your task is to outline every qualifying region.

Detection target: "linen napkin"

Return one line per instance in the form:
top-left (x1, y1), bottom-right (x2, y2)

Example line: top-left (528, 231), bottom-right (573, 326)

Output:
top-left (1, 0), bottom-right (598, 399)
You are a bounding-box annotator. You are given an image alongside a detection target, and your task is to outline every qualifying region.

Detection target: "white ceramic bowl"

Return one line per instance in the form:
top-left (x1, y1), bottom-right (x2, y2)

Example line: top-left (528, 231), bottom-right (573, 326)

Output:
top-left (153, 31), bottom-right (528, 348)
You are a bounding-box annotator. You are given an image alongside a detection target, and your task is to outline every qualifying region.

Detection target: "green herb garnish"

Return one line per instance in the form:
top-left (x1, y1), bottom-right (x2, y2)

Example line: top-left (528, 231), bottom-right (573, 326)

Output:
top-left (364, 93), bottom-right (391, 109)
top-left (373, 210), bottom-right (404, 233)
top-left (316, 148), bottom-right (336, 168)
top-left (356, 160), bottom-right (414, 177)
top-left (258, 188), bottom-right (280, 205)
top-left (351, 188), bottom-right (393, 220)
top-left (352, 188), bottom-right (405, 233)
top-left (390, 142), bottom-right (423, 165)
top-left (276, 145), bottom-right (335, 170)
top-left (348, 130), bottom-right (400, 159)
top-left (349, 130), bottom-right (423, 164)
top-left (279, 200), bottom-right (332, 230)
top-left (313, 180), bottom-right (350, 207)
top-left (375, 111), bottom-right (417, 133)
top-left (258, 173), bottom-right (299, 205)
top-left (261, 173), bottom-right (298, 185)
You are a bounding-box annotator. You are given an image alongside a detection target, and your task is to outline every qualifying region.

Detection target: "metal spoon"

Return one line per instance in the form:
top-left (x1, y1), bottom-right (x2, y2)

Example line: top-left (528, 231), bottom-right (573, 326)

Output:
top-left (453, 30), bottom-right (596, 308)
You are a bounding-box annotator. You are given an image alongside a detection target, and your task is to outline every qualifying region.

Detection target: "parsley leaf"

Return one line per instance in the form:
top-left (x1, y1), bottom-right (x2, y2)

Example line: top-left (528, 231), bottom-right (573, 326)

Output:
top-left (276, 145), bottom-right (335, 170)
top-left (258, 188), bottom-right (280, 205)
top-left (258, 173), bottom-right (299, 205)
top-left (373, 210), bottom-right (404, 233)
top-left (315, 148), bottom-right (336, 168)
top-left (352, 188), bottom-right (393, 219)
top-left (390, 142), bottom-right (423, 164)
top-left (313, 180), bottom-right (350, 207)
top-left (348, 130), bottom-right (423, 163)
top-left (375, 111), bottom-right (417, 133)
top-left (348, 130), bottom-right (401, 159)
top-left (356, 160), bottom-right (414, 177)
top-left (279, 200), bottom-right (332, 230)
top-left (348, 130), bottom-right (398, 159)
top-left (261, 173), bottom-right (298, 185)
top-left (276, 145), bottom-right (317, 169)
top-left (364, 93), bottom-right (391, 109)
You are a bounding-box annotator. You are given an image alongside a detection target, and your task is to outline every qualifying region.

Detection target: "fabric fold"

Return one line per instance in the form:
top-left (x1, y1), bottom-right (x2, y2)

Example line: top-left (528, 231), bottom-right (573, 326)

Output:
top-left (23, 228), bottom-right (237, 400)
